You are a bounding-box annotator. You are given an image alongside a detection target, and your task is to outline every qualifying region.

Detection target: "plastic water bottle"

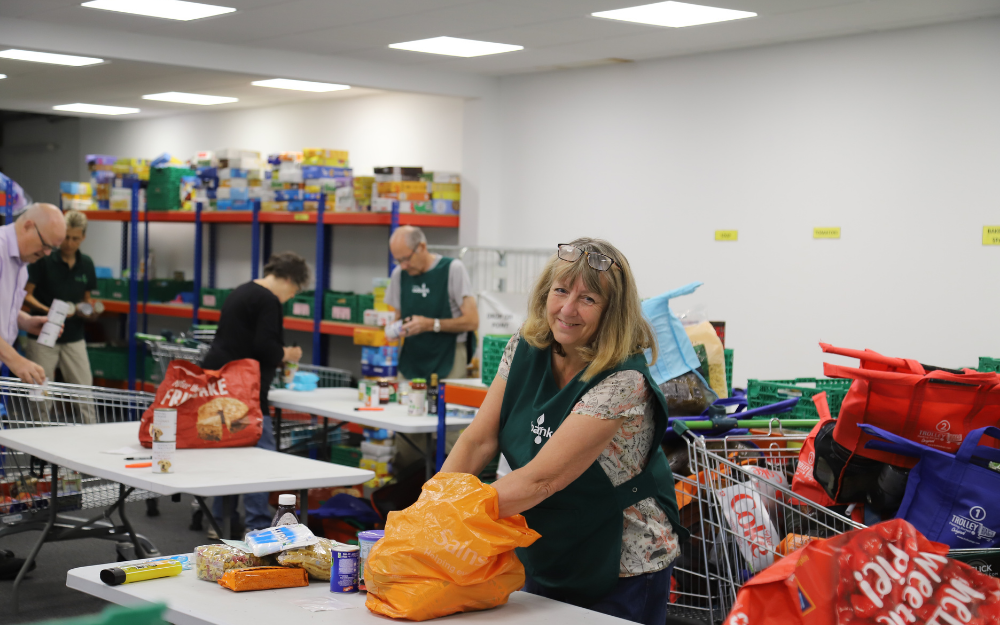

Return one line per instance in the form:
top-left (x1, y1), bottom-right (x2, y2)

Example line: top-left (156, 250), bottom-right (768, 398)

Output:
top-left (384, 319), bottom-right (404, 340)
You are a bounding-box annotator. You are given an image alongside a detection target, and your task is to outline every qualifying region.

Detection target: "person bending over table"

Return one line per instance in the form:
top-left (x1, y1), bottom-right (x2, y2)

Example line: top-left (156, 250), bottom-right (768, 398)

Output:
top-left (0, 202), bottom-right (65, 580)
top-left (441, 238), bottom-right (687, 625)
top-left (201, 252), bottom-right (306, 536)
top-left (23, 210), bottom-right (100, 389)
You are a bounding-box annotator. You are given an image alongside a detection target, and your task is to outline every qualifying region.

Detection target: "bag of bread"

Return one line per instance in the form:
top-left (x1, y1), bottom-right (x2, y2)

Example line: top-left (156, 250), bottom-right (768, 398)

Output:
top-left (139, 359), bottom-right (262, 449)
top-left (276, 537), bottom-right (346, 580)
top-left (684, 321), bottom-right (728, 399)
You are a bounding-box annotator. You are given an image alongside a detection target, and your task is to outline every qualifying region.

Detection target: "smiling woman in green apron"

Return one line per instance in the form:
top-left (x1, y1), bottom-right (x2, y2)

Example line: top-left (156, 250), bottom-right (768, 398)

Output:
top-left (441, 238), bottom-right (687, 625)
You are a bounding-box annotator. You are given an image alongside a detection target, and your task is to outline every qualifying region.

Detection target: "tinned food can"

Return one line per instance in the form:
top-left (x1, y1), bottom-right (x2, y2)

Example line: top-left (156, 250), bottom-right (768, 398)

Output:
top-left (357, 530), bottom-right (385, 586)
top-left (330, 545), bottom-right (359, 593)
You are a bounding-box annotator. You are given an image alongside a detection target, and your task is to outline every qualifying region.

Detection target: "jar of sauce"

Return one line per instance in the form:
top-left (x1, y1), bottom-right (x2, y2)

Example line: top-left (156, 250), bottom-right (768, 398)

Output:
top-left (378, 379), bottom-right (390, 404)
top-left (408, 378), bottom-right (427, 416)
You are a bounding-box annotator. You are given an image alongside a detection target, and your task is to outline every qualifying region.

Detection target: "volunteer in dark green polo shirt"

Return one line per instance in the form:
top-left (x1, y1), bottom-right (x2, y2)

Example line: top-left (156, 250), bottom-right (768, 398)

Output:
top-left (23, 210), bottom-right (99, 386)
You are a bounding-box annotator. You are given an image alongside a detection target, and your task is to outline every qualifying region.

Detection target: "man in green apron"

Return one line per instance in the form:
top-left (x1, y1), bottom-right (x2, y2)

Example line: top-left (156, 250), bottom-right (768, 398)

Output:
top-left (385, 226), bottom-right (479, 381)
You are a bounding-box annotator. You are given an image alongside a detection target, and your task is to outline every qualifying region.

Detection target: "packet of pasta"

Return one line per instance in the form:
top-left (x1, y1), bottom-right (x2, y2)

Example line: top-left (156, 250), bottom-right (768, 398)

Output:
top-left (217, 566), bottom-right (308, 592)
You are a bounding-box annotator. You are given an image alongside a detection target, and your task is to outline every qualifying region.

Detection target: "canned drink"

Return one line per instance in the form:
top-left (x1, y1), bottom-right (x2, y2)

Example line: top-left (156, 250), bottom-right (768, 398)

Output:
top-left (330, 545), bottom-right (359, 592)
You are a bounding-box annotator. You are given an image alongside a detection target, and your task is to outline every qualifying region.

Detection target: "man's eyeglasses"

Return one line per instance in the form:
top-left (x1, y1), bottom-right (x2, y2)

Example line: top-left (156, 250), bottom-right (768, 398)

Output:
top-left (34, 224), bottom-right (57, 254)
top-left (394, 250), bottom-right (416, 265)
top-left (557, 244), bottom-right (618, 273)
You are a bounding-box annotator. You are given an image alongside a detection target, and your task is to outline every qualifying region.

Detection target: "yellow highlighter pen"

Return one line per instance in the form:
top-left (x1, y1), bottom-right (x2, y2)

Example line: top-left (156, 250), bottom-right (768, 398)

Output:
top-left (100, 559), bottom-right (182, 586)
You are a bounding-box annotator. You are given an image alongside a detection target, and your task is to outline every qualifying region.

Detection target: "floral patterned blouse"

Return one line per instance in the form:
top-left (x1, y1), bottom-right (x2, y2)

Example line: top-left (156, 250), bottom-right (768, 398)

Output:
top-left (497, 332), bottom-right (680, 576)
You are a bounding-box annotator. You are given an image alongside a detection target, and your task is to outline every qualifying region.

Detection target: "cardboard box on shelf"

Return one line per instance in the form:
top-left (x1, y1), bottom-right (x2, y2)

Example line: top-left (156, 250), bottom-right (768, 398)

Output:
top-left (363, 309), bottom-right (396, 327)
top-left (353, 327), bottom-right (398, 347)
top-left (431, 171), bottom-right (460, 184)
top-left (432, 199), bottom-right (460, 215)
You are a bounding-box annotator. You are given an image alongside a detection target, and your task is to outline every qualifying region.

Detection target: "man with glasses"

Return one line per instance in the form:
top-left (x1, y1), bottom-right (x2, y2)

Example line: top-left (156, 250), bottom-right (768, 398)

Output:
top-left (385, 225), bottom-right (479, 382)
top-left (0, 202), bottom-right (64, 580)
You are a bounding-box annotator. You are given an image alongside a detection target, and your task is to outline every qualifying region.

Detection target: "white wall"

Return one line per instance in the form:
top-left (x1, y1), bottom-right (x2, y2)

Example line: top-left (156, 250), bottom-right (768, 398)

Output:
top-left (491, 18), bottom-right (1000, 385)
top-left (1, 116), bottom-right (83, 206)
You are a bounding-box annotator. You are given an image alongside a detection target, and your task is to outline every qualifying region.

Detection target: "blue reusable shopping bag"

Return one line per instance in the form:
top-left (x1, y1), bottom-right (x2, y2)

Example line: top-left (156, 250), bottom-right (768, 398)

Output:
top-left (860, 423), bottom-right (1000, 549)
top-left (641, 281), bottom-right (704, 385)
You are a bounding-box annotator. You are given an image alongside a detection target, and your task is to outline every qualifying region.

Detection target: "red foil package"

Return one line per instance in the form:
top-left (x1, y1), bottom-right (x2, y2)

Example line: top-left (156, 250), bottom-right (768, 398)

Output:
top-left (725, 519), bottom-right (1000, 625)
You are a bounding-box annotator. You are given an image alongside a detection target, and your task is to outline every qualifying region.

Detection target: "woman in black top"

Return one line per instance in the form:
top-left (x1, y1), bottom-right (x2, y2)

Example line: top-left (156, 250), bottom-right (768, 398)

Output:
top-left (202, 252), bottom-right (307, 534)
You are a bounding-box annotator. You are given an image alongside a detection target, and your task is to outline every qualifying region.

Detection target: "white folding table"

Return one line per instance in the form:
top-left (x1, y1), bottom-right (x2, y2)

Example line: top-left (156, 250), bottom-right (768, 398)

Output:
top-left (0, 422), bottom-right (373, 610)
top-left (67, 557), bottom-right (632, 625)
top-left (268, 387), bottom-right (475, 478)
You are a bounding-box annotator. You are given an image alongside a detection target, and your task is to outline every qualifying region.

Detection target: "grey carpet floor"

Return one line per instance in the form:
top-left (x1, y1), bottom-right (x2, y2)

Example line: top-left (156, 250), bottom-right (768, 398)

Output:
top-left (0, 495), bottom-right (227, 624)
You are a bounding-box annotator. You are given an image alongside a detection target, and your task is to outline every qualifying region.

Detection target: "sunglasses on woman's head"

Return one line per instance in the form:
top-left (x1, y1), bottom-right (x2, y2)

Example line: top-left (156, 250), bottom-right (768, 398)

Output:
top-left (557, 244), bottom-right (618, 272)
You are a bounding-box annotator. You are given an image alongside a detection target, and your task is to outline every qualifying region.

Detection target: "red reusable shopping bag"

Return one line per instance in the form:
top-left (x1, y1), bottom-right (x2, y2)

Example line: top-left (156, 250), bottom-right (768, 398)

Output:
top-left (139, 359), bottom-right (263, 449)
top-left (821, 343), bottom-right (1000, 468)
top-left (789, 392), bottom-right (836, 507)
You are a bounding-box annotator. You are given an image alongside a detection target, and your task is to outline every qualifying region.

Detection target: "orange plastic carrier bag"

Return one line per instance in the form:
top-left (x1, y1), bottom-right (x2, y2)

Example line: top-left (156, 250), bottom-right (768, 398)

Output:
top-left (365, 473), bottom-right (541, 621)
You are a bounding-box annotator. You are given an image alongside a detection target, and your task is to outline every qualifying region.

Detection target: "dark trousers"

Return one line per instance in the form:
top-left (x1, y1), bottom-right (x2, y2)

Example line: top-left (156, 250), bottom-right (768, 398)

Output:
top-left (523, 562), bottom-right (675, 625)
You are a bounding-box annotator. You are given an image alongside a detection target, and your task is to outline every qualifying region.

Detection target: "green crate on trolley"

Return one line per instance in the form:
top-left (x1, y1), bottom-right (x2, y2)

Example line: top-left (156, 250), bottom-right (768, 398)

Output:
top-left (746, 377), bottom-right (852, 419)
top-left (978, 357), bottom-right (1000, 373)
top-left (481, 334), bottom-right (512, 387)
top-left (724, 348), bottom-right (734, 395)
top-left (199, 287), bottom-right (232, 310)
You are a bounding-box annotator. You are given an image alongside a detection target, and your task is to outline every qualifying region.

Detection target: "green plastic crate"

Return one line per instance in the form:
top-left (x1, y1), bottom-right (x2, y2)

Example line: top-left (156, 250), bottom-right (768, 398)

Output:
top-left (355, 293), bottom-right (375, 324)
top-left (481, 334), bottom-right (512, 387)
top-left (102, 278), bottom-right (129, 302)
top-left (330, 444), bottom-right (363, 467)
top-left (146, 279), bottom-right (194, 303)
top-left (88, 346), bottom-right (128, 380)
top-left (978, 357), bottom-right (1000, 373)
top-left (323, 291), bottom-right (357, 323)
top-left (724, 348), bottom-right (734, 395)
top-left (147, 167), bottom-right (196, 211)
top-left (286, 291), bottom-right (317, 319)
top-left (200, 287), bottom-right (232, 310)
top-left (746, 377), bottom-right (852, 420)
top-left (35, 602), bottom-right (168, 625)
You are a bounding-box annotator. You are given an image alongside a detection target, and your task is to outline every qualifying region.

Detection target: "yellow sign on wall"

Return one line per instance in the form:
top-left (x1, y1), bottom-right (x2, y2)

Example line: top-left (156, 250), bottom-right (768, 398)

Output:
top-left (715, 230), bottom-right (738, 241)
top-left (984, 226), bottom-right (1000, 245)
top-left (813, 227), bottom-right (841, 239)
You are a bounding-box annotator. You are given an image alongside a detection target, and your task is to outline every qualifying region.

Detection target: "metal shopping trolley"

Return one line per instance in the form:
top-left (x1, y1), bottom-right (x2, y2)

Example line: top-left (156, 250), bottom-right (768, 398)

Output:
top-left (668, 420), bottom-right (865, 624)
top-left (272, 364), bottom-right (354, 457)
top-left (140, 333), bottom-right (211, 384)
top-left (0, 378), bottom-right (160, 610)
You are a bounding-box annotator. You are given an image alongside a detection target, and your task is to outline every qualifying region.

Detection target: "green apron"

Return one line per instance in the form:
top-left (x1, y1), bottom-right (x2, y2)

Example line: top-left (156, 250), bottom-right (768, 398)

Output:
top-left (398, 257), bottom-right (457, 380)
top-left (498, 338), bottom-right (689, 607)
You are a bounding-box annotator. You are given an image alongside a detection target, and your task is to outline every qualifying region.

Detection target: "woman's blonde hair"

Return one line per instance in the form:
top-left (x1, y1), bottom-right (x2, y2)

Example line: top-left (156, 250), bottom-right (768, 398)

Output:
top-left (522, 237), bottom-right (656, 381)
top-left (64, 209), bottom-right (88, 234)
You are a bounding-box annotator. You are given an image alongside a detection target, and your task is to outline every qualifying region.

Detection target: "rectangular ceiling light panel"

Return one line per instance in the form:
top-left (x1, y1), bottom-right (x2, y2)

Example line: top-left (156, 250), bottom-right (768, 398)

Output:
top-left (142, 92), bottom-right (238, 105)
top-left (81, 0), bottom-right (235, 21)
top-left (0, 49), bottom-right (103, 66)
top-left (53, 103), bottom-right (140, 115)
top-left (592, 1), bottom-right (756, 28)
top-left (251, 79), bottom-right (350, 93)
top-left (389, 36), bottom-right (523, 57)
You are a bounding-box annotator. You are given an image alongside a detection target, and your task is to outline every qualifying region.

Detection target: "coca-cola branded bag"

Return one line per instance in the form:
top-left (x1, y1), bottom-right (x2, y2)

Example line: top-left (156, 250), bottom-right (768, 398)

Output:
top-left (862, 424), bottom-right (1000, 549)
top-left (139, 359), bottom-right (262, 449)
top-left (724, 519), bottom-right (1000, 625)
top-left (821, 343), bottom-right (1000, 468)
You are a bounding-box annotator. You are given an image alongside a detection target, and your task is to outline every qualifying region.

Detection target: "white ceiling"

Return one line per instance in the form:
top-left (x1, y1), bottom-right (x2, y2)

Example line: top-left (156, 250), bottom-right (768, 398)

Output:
top-left (0, 0), bottom-right (998, 117)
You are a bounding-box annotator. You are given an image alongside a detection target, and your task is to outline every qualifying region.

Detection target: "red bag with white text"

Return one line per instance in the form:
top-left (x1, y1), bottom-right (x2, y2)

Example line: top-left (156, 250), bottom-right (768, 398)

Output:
top-left (724, 519), bottom-right (1000, 625)
top-left (139, 359), bottom-right (263, 449)
top-left (790, 392), bottom-right (837, 507)
top-left (822, 343), bottom-right (1000, 468)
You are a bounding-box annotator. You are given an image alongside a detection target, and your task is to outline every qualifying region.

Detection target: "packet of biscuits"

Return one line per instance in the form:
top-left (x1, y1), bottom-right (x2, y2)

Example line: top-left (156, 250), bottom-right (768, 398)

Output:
top-left (139, 359), bottom-right (263, 449)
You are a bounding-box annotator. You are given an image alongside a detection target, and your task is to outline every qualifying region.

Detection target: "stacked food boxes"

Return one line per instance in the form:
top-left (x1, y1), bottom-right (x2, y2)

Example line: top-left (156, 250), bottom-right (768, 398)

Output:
top-left (371, 166), bottom-right (423, 214)
top-left (87, 155), bottom-right (116, 209)
top-left (428, 171), bottom-right (461, 215)
top-left (265, 151), bottom-right (304, 211)
top-left (303, 165), bottom-right (353, 212)
top-left (354, 176), bottom-right (374, 211)
top-left (60, 182), bottom-right (94, 211)
top-left (215, 149), bottom-right (263, 211)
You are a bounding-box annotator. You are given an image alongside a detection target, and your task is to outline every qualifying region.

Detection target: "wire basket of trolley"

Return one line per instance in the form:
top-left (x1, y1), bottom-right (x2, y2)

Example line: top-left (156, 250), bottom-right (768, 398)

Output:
top-left (666, 404), bottom-right (864, 624)
top-left (0, 377), bottom-right (160, 607)
top-left (138, 332), bottom-right (211, 384)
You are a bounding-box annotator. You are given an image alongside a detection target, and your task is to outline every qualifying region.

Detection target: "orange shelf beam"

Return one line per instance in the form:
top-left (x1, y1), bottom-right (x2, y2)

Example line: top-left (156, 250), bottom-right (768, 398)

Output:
top-left (82, 210), bottom-right (458, 228)
top-left (96, 299), bottom-right (369, 336)
top-left (444, 383), bottom-right (488, 409)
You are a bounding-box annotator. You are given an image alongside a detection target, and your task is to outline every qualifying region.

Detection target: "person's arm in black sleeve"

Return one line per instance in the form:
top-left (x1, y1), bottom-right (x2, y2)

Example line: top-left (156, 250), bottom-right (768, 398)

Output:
top-left (253, 297), bottom-right (286, 370)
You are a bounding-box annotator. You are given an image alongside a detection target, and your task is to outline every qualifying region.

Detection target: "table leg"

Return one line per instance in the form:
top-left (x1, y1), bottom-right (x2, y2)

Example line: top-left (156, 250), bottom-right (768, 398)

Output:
top-left (194, 496), bottom-right (224, 540)
top-left (222, 499), bottom-right (232, 541)
top-left (274, 407), bottom-right (283, 453)
top-left (12, 463), bottom-right (60, 613)
top-left (299, 489), bottom-right (309, 527)
top-left (116, 483), bottom-right (146, 559)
